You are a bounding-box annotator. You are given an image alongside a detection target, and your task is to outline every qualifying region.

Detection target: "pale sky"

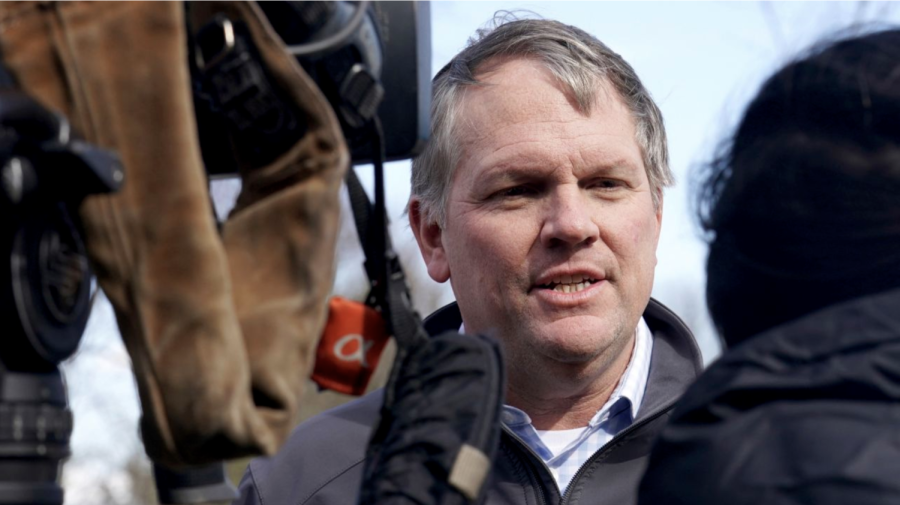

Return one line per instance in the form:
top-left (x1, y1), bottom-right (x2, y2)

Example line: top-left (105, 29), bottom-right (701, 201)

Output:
top-left (62, 3), bottom-right (899, 503)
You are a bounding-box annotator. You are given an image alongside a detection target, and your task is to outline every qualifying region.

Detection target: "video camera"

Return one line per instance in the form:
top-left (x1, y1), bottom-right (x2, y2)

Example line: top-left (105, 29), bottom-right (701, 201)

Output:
top-left (195, 1), bottom-right (431, 176)
top-left (0, 2), bottom-right (431, 504)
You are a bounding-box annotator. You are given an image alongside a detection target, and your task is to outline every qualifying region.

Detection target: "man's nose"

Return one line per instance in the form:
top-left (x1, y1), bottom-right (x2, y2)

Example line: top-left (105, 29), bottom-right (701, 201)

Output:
top-left (539, 187), bottom-right (599, 248)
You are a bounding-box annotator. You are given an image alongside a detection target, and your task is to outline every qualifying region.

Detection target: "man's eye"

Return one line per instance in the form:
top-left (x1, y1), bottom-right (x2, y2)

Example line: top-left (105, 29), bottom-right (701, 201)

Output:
top-left (495, 186), bottom-right (534, 198)
top-left (589, 179), bottom-right (625, 190)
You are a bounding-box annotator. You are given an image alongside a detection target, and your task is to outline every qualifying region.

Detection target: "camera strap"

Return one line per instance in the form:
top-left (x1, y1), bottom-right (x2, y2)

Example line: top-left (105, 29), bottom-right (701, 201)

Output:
top-left (348, 119), bottom-right (429, 352)
top-left (313, 118), bottom-right (430, 397)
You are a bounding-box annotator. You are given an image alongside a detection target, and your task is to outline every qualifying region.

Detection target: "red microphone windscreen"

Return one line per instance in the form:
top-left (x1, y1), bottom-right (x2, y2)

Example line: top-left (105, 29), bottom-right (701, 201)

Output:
top-left (312, 296), bottom-right (391, 396)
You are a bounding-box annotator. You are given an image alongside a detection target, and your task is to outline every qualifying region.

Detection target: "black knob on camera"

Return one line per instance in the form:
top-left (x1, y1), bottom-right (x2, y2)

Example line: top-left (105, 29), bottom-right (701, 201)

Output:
top-left (0, 91), bottom-right (122, 371)
top-left (0, 88), bottom-right (122, 505)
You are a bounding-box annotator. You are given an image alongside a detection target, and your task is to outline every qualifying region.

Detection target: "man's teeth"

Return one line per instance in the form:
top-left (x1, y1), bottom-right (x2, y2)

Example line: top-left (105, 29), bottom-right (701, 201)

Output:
top-left (553, 282), bottom-right (588, 293)
top-left (546, 275), bottom-right (596, 293)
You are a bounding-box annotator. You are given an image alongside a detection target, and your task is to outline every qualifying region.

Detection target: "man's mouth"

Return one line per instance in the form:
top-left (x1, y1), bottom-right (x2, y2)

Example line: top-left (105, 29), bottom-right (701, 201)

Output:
top-left (537, 275), bottom-right (600, 294)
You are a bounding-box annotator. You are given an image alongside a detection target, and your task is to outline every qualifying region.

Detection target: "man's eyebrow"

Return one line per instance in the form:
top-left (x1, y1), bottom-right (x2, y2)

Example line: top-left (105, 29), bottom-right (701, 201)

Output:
top-left (474, 164), bottom-right (548, 186)
top-left (475, 158), bottom-right (641, 185)
top-left (582, 160), bottom-right (644, 177)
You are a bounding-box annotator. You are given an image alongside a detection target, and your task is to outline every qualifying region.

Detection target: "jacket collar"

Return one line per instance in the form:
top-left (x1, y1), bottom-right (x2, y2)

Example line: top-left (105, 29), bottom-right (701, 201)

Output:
top-left (671, 287), bottom-right (900, 423)
top-left (728, 286), bottom-right (900, 360)
top-left (638, 298), bottom-right (704, 421)
top-left (422, 298), bottom-right (703, 423)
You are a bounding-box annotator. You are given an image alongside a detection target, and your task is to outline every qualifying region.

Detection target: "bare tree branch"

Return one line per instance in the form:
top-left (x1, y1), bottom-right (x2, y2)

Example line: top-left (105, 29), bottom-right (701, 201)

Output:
top-left (759, 2), bottom-right (787, 55)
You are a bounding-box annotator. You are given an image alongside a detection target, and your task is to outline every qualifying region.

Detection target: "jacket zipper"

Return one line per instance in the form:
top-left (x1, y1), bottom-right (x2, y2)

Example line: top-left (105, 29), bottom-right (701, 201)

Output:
top-left (559, 403), bottom-right (674, 504)
top-left (472, 341), bottom-right (503, 449)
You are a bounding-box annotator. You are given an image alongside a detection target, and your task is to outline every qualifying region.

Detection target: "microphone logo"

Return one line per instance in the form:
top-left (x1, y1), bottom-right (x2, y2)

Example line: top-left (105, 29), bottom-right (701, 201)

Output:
top-left (332, 334), bottom-right (374, 368)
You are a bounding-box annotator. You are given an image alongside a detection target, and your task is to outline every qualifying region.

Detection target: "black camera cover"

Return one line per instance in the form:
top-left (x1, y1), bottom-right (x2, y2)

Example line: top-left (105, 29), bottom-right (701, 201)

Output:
top-left (359, 331), bottom-right (505, 505)
top-left (198, 1), bottom-right (431, 177)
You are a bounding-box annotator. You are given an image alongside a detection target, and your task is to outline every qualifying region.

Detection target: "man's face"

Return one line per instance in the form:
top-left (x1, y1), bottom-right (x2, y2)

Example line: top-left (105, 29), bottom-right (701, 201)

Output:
top-left (412, 58), bottom-right (662, 381)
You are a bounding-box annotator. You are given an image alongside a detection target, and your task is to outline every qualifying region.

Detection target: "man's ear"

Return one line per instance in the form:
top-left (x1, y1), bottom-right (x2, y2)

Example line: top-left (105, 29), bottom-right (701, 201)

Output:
top-left (655, 189), bottom-right (664, 226)
top-left (653, 189), bottom-right (664, 267)
top-left (408, 198), bottom-right (451, 282)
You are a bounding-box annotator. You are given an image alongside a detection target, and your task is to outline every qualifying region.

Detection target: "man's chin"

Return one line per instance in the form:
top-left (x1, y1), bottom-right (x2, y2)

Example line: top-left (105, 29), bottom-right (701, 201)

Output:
top-left (541, 348), bottom-right (603, 366)
top-left (536, 333), bottom-right (614, 364)
top-left (530, 318), bottom-right (628, 363)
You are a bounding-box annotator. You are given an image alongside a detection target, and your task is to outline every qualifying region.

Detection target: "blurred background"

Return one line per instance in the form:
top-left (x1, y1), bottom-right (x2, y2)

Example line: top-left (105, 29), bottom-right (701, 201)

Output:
top-left (60, 2), bottom-right (898, 503)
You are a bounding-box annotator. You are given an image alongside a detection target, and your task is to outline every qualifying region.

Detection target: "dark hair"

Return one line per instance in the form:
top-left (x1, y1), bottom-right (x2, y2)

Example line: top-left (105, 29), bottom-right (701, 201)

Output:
top-left (699, 29), bottom-right (900, 346)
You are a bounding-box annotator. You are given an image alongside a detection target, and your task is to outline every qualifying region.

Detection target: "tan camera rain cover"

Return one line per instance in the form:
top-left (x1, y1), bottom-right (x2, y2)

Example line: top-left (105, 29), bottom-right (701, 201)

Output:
top-left (0, 1), bottom-right (347, 466)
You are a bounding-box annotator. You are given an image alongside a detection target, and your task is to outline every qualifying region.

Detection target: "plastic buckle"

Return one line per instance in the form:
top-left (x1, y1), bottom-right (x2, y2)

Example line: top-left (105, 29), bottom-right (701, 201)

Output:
top-left (195, 15), bottom-right (236, 72)
top-left (386, 251), bottom-right (406, 282)
top-left (196, 15), bottom-right (295, 140)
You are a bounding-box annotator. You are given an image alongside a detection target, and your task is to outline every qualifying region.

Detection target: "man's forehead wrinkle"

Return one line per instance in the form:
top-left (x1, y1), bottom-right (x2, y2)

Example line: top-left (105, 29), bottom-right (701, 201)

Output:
top-left (570, 148), bottom-right (588, 177)
top-left (459, 101), bottom-right (610, 156)
top-left (460, 77), bottom-right (629, 140)
top-left (478, 126), bottom-right (634, 160)
top-left (464, 129), bottom-right (565, 178)
top-left (474, 55), bottom-right (599, 115)
top-left (469, 60), bottom-right (578, 110)
top-left (470, 117), bottom-right (594, 144)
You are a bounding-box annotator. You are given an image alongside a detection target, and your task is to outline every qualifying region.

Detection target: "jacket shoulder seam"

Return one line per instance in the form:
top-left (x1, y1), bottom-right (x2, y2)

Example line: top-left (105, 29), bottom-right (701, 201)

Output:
top-left (297, 456), bottom-right (367, 505)
top-left (248, 464), bottom-right (267, 505)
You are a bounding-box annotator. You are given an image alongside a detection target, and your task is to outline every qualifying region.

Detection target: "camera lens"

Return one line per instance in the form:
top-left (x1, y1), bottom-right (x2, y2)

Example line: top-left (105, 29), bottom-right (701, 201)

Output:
top-left (0, 371), bottom-right (72, 505)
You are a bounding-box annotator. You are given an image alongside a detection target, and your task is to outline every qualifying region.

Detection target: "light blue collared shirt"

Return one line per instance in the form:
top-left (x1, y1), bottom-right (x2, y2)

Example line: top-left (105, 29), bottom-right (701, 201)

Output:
top-left (464, 318), bottom-right (654, 494)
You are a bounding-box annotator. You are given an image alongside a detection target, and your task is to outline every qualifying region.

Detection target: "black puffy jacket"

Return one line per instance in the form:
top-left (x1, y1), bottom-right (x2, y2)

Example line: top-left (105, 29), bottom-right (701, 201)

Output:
top-left (639, 287), bottom-right (900, 505)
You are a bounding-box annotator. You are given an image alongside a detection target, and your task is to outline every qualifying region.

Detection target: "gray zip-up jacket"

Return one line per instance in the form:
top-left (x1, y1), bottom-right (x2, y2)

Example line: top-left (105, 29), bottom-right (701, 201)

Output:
top-left (235, 298), bottom-right (702, 505)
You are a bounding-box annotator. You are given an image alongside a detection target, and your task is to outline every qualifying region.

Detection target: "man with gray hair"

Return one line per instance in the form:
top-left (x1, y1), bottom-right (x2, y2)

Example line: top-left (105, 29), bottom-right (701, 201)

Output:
top-left (236, 17), bottom-right (701, 505)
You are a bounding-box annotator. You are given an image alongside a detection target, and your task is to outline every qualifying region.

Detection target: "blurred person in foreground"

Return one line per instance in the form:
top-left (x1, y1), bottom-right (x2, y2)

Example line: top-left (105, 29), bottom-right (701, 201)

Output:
top-left (237, 16), bottom-right (702, 505)
top-left (638, 29), bottom-right (900, 505)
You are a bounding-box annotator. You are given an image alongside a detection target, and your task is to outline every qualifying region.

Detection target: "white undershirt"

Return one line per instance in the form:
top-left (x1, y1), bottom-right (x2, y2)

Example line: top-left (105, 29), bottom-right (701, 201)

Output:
top-left (534, 427), bottom-right (586, 457)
